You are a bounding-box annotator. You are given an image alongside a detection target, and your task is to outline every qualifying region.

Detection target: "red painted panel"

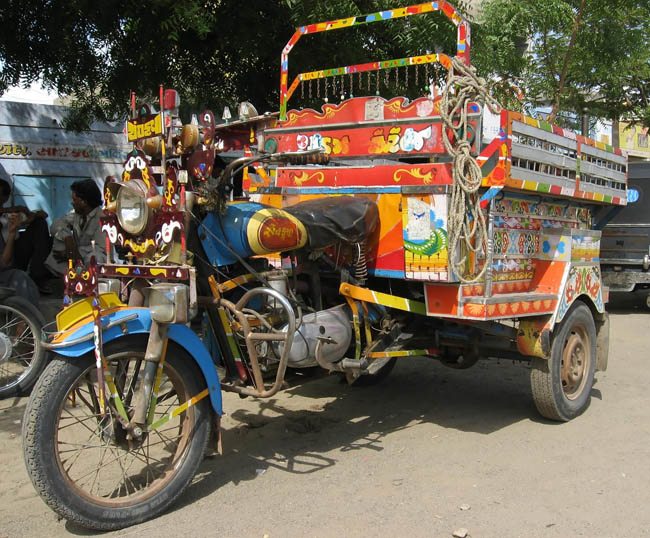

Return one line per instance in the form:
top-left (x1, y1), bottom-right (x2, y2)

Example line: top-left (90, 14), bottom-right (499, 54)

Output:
top-left (277, 96), bottom-right (479, 128)
top-left (276, 163), bottom-right (453, 187)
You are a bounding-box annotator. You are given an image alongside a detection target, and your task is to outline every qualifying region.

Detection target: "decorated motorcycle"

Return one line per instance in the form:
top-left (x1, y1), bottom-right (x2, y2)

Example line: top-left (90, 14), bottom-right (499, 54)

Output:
top-left (23, 2), bottom-right (626, 530)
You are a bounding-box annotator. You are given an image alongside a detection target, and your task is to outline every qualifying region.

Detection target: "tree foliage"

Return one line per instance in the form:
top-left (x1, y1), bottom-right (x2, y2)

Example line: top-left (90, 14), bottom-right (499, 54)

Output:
top-left (1, 0), bottom-right (647, 131)
top-left (474, 0), bottom-right (650, 128)
top-left (0, 0), bottom-right (295, 128)
top-left (0, 0), bottom-right (474, 128)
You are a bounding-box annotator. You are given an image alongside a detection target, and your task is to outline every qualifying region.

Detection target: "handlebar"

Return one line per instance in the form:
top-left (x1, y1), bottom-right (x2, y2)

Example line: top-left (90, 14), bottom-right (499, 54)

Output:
top-left (217, 148), bottom-right (325, 186)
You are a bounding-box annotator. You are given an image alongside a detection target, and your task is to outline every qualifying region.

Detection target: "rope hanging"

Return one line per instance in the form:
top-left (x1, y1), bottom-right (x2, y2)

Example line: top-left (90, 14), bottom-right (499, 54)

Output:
top-left (440, 56), bottom-right (501, 283)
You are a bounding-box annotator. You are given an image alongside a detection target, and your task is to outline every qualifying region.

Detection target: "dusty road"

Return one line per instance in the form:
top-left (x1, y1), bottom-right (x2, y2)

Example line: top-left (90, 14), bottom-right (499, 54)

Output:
top-left (1, 293), bottom-right (649, 538)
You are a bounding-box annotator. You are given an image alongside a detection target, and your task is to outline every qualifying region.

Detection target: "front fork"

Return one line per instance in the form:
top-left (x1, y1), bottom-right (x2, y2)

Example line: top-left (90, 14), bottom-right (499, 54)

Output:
top-left (91, 317), bottom-right (178, 442)
top-left (128, 320), bottom-right (168, 438)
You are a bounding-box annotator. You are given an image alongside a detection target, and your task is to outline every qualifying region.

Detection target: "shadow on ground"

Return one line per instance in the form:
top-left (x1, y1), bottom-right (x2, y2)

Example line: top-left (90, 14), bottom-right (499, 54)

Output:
top-left (166, 356), bottom-right (541, 516)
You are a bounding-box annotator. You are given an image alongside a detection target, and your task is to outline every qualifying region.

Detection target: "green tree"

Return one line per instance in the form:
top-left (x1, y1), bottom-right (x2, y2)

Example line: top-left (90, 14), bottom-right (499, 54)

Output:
top-left (0, 0), bottom-right (295, 128)
top-left (0, 0), bottom-right (474, 128)
top-left (473, 0), bottom-right (650, 129)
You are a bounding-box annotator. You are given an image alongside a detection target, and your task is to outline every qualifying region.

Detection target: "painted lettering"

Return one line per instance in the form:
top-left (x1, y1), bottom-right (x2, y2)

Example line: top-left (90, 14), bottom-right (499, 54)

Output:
top-left (126, 115), bottom-right (163, 142)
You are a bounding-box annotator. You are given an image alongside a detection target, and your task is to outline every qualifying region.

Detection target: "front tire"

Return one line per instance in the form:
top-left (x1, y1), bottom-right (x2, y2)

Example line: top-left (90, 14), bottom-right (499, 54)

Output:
top-left (23, 336), bottom-right (211, 530)
top-left (530, 301), bottom-right (597, 421)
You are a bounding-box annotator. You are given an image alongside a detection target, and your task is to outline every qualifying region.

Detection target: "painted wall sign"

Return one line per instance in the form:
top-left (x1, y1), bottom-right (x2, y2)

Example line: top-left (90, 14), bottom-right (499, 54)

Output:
top-left (0, 141), bottom-right (127, 162)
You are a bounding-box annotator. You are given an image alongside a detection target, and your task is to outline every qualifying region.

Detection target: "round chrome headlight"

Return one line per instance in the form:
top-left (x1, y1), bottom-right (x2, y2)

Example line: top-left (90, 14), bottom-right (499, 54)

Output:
top-left (116, 182), bottom-right (150, 235)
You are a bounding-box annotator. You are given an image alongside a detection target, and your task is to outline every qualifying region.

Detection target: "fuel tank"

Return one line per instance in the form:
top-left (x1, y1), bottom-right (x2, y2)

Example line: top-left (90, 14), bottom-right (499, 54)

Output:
top-left (199, 202), bottom-right (308, 266)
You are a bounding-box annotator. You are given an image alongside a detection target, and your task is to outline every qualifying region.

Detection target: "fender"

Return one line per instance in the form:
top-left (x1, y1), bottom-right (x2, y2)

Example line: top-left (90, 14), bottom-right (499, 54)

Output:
top-left (49, 308), bottom-right (222, 415)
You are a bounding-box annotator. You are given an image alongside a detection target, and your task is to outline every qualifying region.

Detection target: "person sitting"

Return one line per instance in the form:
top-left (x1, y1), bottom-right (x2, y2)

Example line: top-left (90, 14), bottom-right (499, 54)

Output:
top-left (46, 179), bottom-right (106, 276)
top-left (0, 178), bottom-right (52, 297)
top-left (0, 212), bottom-right (40, 305)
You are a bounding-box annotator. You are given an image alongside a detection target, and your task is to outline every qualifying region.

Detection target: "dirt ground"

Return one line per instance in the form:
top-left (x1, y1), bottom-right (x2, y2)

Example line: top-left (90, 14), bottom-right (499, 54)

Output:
top-left (1, 292), bottom-right (649, 538)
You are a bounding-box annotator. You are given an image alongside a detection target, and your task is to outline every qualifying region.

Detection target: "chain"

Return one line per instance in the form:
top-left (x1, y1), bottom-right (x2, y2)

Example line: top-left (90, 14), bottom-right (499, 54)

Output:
top-left (440, 57), bottom-right (502, 283)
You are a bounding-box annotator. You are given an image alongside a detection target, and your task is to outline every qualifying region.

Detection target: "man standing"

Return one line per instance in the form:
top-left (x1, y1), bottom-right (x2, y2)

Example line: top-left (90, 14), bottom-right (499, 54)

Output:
top-left (46, 179), bottom-right (106, 276)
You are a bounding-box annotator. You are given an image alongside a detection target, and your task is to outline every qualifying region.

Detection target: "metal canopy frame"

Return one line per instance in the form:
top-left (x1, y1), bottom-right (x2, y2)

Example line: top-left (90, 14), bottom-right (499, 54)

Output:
top-left (279, 1), bottom-right (471, 120)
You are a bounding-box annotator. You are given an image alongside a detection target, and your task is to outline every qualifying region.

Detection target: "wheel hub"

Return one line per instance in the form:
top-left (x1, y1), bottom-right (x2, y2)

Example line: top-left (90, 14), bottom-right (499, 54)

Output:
top-left (0, 332), bottom-right (13, 363)
top-left (561, 330), bottom-right (589, 399)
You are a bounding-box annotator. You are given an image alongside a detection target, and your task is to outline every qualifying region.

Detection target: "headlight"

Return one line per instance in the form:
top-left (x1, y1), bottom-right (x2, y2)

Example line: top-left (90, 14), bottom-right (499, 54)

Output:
top-left (144, 284), bottom-right (189, 324)
top-left (116, 180), bottom-right (150, 235)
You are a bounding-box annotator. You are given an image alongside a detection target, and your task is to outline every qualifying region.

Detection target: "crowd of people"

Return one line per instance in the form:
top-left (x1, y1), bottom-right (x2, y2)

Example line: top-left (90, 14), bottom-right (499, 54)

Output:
top-left (0, 177), bottom-right (105, 305)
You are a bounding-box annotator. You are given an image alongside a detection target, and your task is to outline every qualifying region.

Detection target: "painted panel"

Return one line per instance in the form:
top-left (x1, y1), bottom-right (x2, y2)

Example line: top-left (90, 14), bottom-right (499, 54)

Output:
top-left (557, 265), bottom-right (605, 320)
top-left (276, 163), bottom-right (453, 188)
top-left (571, 233), bottom-right (600, 263)
top-left (403, 194), bottom-right (449, 281)
top-left (493, 229), bottom-right (539, 257)
top-left (273, 122), bottom-right (451, 158)
top-left (539, 232), bottom-right (571, 262)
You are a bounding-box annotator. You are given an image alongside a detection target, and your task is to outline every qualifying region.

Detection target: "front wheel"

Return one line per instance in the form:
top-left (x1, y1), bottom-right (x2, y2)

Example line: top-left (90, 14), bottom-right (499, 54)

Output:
top-left (0, 295), bottom-right (47, 398)
top-left (530, 302), bottom-right (597, 421)
top-left (23, 336), bottom-right (211, 531)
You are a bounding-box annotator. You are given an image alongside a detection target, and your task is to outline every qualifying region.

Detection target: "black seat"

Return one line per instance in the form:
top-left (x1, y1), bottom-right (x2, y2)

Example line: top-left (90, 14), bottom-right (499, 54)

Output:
top-left (284, 196), bottom-right (379, 249)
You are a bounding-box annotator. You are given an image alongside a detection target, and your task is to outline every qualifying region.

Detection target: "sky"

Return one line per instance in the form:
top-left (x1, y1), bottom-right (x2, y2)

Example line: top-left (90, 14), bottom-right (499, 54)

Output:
top-left (0, 81), bottom-right (57, 104)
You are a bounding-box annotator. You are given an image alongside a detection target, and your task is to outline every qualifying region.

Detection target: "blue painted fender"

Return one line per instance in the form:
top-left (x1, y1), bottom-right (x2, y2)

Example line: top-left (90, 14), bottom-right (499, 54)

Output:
top-left (51, 308), bottom-right (222, 415)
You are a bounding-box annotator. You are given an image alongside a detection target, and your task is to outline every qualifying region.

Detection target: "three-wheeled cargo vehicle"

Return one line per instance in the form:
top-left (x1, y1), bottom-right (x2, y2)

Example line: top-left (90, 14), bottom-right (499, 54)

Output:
top-left (23, 2), bottom-right (628, 530)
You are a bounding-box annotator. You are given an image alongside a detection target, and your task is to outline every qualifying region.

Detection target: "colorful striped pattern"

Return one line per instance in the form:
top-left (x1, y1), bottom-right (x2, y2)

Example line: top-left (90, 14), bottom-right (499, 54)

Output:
top-left (340, 283), bottom-right (427, 315)
top-left (149, 388), bottom-right (209, 431)
top-left (505, 177), bottom-right (625, 205)
top-left (369, 348), bottom-right (440, 358)
top-left (280, 2), bottom-right (469, 119)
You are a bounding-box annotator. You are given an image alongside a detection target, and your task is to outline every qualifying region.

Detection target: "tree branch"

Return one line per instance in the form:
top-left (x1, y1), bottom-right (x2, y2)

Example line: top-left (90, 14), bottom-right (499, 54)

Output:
top-left (548, 0), bottom-right (586, 123)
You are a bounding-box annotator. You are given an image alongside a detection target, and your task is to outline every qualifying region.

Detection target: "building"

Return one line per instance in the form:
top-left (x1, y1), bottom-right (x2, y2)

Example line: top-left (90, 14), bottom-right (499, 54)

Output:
top-left (0, 101), bottom-right (130, 224)
top-left (619, 122), bottom-right (650, 162)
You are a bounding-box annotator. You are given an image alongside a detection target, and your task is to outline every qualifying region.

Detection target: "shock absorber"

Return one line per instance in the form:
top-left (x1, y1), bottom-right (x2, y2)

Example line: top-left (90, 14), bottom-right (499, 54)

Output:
top-left (353, 241), bottom-right (368, 285)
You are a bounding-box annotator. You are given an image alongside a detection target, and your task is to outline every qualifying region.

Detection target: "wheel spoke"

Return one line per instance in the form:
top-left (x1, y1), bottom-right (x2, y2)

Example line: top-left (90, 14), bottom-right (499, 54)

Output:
top-left (53, 352), bottom-right (195, 503)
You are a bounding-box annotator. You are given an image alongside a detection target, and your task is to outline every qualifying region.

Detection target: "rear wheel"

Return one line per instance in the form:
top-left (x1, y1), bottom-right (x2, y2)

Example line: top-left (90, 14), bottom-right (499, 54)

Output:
top-left (0, 295), bottom-right (47, 398)
top-left (23, 336), bottom-right (211, 530)
top-left (530, 302), bottom-right (596, 421)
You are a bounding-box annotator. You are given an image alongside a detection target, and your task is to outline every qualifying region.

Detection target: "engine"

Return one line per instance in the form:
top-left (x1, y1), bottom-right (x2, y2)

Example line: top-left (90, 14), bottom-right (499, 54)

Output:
top-left (275, 305), bottom-right (353, 369)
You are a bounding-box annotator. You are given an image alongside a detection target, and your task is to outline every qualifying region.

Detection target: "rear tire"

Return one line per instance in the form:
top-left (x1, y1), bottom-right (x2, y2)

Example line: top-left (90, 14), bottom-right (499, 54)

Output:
top-left (23, 336), bottom-right (211, 530)
top-left (530, 301), bottom-right (596, 421)
top-left (0, 295), bottom-right (47, 398)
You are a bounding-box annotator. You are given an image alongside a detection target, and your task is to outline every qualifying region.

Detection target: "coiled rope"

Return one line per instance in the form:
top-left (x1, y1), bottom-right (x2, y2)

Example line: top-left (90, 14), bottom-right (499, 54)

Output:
top-left (440, 56), bottom-right (501, 283)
